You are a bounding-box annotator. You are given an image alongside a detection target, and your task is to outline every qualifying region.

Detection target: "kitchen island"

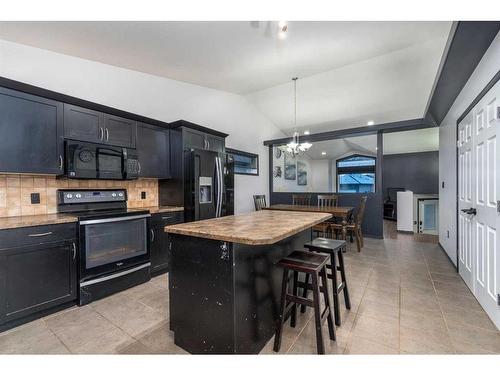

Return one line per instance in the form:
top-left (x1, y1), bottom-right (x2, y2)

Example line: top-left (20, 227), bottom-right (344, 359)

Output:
top-left (165, 210), bottom-right (332, 354)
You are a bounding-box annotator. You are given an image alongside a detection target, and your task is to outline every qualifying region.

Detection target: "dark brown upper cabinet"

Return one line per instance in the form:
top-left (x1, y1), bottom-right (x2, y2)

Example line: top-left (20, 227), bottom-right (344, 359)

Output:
top-left (183, 128), bottom-right (225, 153)
top-left (63, 104), bottom-right (104, 143)
top-left (0, 87), bottom-right (64, 175)
top-left (136, 123), bottom-right (170, 178)
top-left (64, 104), bottom-right (136, 148)
top-left (103, 114), bottom-right (136, 148)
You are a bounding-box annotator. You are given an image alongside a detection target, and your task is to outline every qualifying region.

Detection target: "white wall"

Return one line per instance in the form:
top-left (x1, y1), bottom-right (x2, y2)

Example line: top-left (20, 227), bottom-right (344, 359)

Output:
top-left (0, 40), bottom-right (285, 214)
top-left (439, 32), bottom-right (500, 264)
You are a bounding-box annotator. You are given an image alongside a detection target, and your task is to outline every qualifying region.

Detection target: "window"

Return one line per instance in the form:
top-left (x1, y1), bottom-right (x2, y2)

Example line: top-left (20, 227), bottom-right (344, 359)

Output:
top-left (226, 148), bottom-right (259, 176)
top-left (336, 154), bottom-right (376, 193)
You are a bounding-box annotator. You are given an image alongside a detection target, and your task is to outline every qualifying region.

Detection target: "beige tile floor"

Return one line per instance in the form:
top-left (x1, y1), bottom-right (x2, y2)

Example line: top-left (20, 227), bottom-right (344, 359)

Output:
top-left (0, 222), bottom-right (499, 355)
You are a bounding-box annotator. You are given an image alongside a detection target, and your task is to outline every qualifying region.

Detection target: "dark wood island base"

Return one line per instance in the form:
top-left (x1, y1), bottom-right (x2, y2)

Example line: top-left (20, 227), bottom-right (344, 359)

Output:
top-left (165, 210), bottom-right (332, 354)
top-left (169, 229), bottom-right (312, 354)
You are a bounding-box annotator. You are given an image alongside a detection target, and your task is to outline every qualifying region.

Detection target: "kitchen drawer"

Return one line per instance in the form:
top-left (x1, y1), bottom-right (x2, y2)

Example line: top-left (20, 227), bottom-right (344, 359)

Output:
top-left (151, 211), bottom-right (184, 227)
top-left (0, 223), bottom-right (77, 250)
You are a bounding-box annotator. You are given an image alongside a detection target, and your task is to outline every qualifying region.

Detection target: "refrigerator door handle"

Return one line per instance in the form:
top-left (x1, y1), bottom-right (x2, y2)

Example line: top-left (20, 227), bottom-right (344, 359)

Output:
top-left (215, 156), bottom-right (221, 217)
top-left (218, 156), bottom-right (223, 217)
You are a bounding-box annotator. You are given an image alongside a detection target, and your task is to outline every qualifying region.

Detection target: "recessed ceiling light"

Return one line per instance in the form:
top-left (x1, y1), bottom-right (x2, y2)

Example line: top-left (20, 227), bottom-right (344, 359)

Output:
top-left (321, 152), bottom-right (326, 155)
top-left (304, 130), bottom-right (310, 135)
top-left (367, 120), bottom-right (375, 126)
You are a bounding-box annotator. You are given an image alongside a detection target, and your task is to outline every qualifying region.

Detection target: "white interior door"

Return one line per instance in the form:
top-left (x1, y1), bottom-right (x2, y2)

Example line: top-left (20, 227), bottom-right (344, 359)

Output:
top-left (458, 80), bottom-right (500, 329)
top-left (458, 112), bottom-right (475, 290)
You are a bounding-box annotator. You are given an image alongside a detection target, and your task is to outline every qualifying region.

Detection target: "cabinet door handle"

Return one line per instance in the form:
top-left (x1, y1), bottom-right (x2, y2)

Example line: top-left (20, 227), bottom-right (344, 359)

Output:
top-left (169, 242), bottom-right (172, 250)
top-left (150, 228), bottom-right (155, 242)
top-left (105, 128), bottom-right (109, 141)
top-left (28, 232), bottom-right (52, 237)
top-left (138, 161), bottom-right (141, 174)
top-left (99, 127), bottom-right (104, 140)
top-left (207, 139), bottom-right (210, 149)
top-left (72, 242), bottom-right (77, 260)
top-left (58, 155), bottom-right (63, 170)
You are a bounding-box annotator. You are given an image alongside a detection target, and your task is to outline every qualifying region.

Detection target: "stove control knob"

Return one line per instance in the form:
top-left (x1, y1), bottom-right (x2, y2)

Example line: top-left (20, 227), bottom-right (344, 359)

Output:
top-left (118, 193), bottom-right (124, 197)
top-left (112, 193), bottom-right (117, 197)
top-left (66, 194), bottom-right (73, 199)
top-left (75, 193), bottom-right (82, 199)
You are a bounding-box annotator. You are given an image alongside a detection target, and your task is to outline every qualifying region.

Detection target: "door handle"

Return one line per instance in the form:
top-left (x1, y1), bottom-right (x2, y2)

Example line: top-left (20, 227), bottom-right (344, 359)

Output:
top-left (461, 208), bottom-right (477, 215)
top-left (105, 128), bottom-right (109, 141)
top-left (99, 127), bottom-right (104, 140)
top-left (150, 228), bottom-right (155, 242)
top-left (72, 242), bottom-right (76, 260)
top-left (58, 155), bottom-right (63, 170)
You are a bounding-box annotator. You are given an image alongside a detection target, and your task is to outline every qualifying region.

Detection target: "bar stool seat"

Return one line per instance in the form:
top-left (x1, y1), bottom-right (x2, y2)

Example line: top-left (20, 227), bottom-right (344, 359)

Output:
top-left (273, 251), bottom-right (335, 354)
top-left (302, 238), bottom-right (351, 326)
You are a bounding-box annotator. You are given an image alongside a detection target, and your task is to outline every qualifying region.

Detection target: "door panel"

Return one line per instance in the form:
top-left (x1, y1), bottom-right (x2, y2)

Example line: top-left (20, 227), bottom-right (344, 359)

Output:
top-left (458, 112), bottom-right (475, 289)
top-left (136, 124), bottom-right (170, 178)
top-left (103, 114), bottom-right (136, 148)
top-left (0, 87), bottom-right (63, 174)
top-left (458, 80), bottom-right (500, 329)
top-left (63, 104), bottom-right (103, 143)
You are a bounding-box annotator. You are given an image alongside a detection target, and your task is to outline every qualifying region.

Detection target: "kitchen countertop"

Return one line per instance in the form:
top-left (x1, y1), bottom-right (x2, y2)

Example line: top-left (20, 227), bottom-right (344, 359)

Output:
top-left (165, 210), bottom-right (331, 245)
top-left (0, 213), bottom-right (78, 230)
top-left (141, 206), bottom-right (184, 214)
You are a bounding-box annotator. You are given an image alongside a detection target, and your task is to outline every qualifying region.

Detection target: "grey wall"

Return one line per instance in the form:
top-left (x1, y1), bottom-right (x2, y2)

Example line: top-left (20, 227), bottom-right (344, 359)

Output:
top-left (382, 151), bottom-right (439, 199)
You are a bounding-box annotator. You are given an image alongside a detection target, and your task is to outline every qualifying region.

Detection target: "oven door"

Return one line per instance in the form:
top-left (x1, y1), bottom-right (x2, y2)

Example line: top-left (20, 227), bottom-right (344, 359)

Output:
top-left (79, 214), bottom-right (151, 281)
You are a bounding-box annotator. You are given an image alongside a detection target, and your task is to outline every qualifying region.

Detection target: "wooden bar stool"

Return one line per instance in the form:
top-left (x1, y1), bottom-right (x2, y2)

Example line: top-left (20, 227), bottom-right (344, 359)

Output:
top-left (301, 238), bottom-right (351, 326)
top-left (273, 251), bottom-right (335, 354)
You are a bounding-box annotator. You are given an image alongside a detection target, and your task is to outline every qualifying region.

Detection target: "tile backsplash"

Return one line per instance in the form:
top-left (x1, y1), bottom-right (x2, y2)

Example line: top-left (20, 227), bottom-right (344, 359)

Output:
top-left (0, 174), bottom-right (158, 218)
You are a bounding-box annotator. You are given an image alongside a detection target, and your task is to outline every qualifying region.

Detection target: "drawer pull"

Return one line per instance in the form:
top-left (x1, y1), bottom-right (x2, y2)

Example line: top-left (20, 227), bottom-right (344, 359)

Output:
top-left (162, 216), bottom-right (173, 220)
top-left (28, 232), bottom-right (53, 237)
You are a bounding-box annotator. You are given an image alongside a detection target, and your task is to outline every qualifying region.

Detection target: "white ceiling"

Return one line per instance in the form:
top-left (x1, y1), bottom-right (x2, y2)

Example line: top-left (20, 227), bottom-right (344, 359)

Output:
top-left (0, 21), bottom-right (452, 134)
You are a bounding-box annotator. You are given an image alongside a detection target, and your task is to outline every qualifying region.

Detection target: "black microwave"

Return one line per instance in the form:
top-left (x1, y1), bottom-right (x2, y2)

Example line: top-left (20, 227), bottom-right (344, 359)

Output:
top-left (65, 140), bottom-right (139, 180)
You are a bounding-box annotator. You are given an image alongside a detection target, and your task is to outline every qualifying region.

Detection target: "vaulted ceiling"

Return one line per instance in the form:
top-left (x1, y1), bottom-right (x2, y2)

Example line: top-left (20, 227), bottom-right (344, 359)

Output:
top-left (0, 21), bottom-right (452, 134)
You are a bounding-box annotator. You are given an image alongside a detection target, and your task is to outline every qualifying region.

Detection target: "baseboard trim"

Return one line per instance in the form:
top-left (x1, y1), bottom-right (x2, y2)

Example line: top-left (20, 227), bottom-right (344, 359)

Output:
top-left (438, 241), bottom-right (458, 271)
top-left (397, 230), bottom-right (414, 234)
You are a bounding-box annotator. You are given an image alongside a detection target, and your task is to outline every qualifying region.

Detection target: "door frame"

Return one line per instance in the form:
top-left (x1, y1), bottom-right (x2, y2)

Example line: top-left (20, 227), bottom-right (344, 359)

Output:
top-left (455, 70), bottom-right (500, 272)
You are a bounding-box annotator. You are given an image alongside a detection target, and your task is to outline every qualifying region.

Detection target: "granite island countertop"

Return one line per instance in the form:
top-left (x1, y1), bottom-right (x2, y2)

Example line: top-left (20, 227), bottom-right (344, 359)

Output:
top-left (165, 210), bottom-right (331, 245)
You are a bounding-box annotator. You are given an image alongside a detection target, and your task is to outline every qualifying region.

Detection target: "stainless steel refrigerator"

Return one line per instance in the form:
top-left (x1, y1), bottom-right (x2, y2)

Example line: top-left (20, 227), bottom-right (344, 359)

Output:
top-left (182, 148), bottom-right (234, 222)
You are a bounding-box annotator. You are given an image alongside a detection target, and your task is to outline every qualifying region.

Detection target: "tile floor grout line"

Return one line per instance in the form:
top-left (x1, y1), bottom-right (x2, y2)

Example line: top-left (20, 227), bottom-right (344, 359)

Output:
top-left (341, 267), bottom-right (373, 354)
top-left (421, 246), bottom-right (457, 354)
top-left (41, 318), bottom-right (74, 354)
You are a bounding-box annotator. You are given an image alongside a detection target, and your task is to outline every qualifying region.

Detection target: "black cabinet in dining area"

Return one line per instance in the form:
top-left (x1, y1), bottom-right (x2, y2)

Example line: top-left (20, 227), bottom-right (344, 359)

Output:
top-left (0, 86), bottom-right (64, 175)
top-left (0, 223), bottom-right (78, 330)
top-left (136, 123), bottom-right (171, 178)
top-left (149, 211), bottom-right (184, 276)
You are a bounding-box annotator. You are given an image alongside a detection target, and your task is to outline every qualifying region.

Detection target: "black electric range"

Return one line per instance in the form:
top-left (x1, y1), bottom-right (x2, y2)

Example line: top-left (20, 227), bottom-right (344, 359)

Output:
top-left (58, 189), bottom-right (152, 305)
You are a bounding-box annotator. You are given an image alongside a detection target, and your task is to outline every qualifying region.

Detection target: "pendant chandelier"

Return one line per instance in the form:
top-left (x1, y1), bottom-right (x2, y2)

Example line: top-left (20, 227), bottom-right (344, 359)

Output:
top-left (281, 77), bottom-right (312, 156)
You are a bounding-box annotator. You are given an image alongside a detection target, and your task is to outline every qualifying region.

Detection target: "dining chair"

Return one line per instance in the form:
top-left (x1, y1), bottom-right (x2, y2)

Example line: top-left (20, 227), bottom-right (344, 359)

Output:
top-left (317, 194), bottom-right (338, 208)
top-left (292, 194), bottom-right (312, 206)
top-left (313, 194), bottom-right (338, 238)
top-left (331, 195), bottom-right (368, 252)
top-left (253, 195), bottom-right (267, 211)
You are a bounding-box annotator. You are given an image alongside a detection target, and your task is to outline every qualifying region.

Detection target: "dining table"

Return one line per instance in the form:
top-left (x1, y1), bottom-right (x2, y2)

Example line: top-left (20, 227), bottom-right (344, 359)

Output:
top-left (264, 204), bottom-right (355, 240)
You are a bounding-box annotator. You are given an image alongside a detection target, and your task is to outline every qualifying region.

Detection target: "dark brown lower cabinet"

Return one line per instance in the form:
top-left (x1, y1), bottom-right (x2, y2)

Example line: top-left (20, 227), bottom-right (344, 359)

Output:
top-left (0, 225), bottom-right (78, 328)
top-left (150, 211), bottom-right (184, 275)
